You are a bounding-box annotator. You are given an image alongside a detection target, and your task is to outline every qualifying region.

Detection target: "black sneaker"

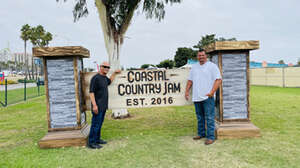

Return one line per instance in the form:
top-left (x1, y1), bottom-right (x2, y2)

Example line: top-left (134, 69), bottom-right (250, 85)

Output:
top-left (97, 139), bottom-right (107, 145)
top-left (88, 143), bottom-right (102, 149)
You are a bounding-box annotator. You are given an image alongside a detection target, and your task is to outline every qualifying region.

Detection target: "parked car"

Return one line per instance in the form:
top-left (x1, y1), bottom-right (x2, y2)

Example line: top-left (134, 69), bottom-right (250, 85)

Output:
top-left (17, 71), bottom-right (24, 75)
top-left (37, 77), bottom-right (44, 85)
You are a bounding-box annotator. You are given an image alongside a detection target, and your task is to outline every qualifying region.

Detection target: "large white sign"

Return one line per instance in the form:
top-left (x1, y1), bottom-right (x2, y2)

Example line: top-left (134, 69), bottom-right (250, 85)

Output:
top-left (82, 69), bottom-right (192, 110)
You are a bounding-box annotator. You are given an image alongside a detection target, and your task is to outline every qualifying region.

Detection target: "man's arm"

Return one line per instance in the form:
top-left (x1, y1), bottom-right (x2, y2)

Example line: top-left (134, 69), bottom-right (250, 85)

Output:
top-left (89, 93), bottom-right (98, 114)
top-left (185, 80), bottom-right (193, 100)
top-left (110, 69), bottom-right (121, 82)
top-left (206, 79), bottom-right (222, 97)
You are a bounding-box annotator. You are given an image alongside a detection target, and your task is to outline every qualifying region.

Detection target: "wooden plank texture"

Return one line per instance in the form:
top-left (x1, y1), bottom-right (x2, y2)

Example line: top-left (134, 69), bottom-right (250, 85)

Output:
top-left (205, 41), bottom-right (259, 53)
top-left (43, 58), bottom-right (51, 129)
top-left (33, 46), bottom-right (90, 58)
top-left (218, 52), bottom-right (224, 122)
top-left (39, 125), bottom-right (90, 148)
top-left (73, 57), bottom-right (81, 126)
top-left (215, 122), bottom-right (260, 139)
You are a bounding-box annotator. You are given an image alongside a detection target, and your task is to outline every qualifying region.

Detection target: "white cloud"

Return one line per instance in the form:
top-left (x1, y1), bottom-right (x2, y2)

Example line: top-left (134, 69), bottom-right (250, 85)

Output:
top-left (1, 0), bottom-right (300, 69)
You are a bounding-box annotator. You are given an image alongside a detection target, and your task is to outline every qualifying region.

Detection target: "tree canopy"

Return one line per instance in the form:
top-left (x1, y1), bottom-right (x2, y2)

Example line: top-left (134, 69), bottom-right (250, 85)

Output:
top-left (57, 0), bottom-right (181, 28)
top-left (157, 59), bottom-right (175, 69)
top-left (193, 34), bottom-right (237, 49)
top-left (174, 47), bottom-right (197, 68)
top-left (173, 34), bottom-right (237, 68)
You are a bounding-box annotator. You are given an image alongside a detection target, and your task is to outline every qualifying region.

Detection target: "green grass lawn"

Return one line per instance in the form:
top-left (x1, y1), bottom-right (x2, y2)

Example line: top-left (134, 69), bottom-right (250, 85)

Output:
top-left (0, 86), bottom-right (45, 106)
top-left (0, 86), bottom-right (299, 168)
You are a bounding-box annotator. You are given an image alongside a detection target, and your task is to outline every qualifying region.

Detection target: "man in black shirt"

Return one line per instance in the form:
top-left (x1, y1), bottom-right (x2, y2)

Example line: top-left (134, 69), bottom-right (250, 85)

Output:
top-left (88, 61), bottom-right (120, 149)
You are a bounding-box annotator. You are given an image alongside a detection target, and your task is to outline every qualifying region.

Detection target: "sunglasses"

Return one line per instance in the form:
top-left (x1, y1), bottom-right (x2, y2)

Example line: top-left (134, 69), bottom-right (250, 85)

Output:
top-left (101, 65), bottom-right (110, 69)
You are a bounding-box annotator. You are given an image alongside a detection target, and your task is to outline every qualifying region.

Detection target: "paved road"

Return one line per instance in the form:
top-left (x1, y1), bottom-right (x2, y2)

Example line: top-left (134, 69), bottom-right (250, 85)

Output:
top-left (0, 83), bottom-right (37, 91)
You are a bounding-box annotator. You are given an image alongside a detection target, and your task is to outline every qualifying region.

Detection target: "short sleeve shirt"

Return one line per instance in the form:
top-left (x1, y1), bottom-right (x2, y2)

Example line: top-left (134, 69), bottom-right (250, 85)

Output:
top-left (188, 61), bottom-right (221, 102)
top-left (90, 74), bottom-right (111, 111)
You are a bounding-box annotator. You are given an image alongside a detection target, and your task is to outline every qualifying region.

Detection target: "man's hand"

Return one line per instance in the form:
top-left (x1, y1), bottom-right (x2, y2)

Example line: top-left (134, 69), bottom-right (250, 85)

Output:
top-left (185, 91), bottom-right (189, 100)
top-left (93, 105), bottom-right (98, 115)
top-left (206, 92), bottom-right (214, 98)
top-left (114, 69), bottom-right (121, 74)
top-left (110, 69), bottom-right (121, 82)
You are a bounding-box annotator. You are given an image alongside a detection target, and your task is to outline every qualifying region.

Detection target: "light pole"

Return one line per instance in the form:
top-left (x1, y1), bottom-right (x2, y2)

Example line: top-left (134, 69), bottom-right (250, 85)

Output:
top-left (93, 61), bottom-right (99, 72)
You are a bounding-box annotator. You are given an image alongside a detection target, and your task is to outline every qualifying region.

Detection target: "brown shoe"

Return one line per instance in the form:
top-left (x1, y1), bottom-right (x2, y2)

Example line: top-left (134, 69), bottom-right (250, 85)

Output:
top-left (193, 136), bottom-right (204, 140)
top-left (204, 139), bottom-right (215, 145)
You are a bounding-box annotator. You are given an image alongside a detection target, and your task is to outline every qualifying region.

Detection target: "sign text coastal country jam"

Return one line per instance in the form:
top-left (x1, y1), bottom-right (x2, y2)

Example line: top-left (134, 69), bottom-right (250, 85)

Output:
top-left (82, 69), bottom-right (192, 110)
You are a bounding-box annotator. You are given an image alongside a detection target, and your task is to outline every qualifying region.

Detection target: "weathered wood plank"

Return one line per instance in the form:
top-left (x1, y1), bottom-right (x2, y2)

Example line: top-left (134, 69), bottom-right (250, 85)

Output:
top-left (73, 57), bottom-right (81, 126)
top-left (205, 41), bottom-right (259, 53)
top-left (39, 125), bottom-right (90, 148)
top-left (246, 52), bottom-right (250, 120)
top-left (218, 52), bottom-right (224, 122)
top-left (43, 58), bottom-right (51, 129)
top-left (48, 125), bottom-right (82, 132)
top-left (33, 46), bottom-right (90, 58)
top-left (215, 122), bottom-right (260, 139)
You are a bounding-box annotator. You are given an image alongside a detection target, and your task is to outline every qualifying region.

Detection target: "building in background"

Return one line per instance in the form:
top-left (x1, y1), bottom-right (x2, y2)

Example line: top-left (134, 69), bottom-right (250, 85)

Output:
top-left (250, 61), bottom-right (289, 68)
top-left (0, 47), bottom-right (35, 73)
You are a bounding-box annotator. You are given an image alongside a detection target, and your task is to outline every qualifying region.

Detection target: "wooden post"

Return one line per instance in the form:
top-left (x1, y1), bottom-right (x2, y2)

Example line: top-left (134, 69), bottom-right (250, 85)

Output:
top-left (205, 41), bottom-right (261, 139)
top-left (33, 46), bottom-right (90, 148)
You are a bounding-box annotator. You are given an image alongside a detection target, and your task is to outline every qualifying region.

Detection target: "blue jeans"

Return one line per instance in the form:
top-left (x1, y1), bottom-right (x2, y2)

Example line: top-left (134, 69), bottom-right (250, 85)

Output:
top-left (88, 109), bottom-right (106, 145)
top-left (194, 97), bottom-right (215, 140)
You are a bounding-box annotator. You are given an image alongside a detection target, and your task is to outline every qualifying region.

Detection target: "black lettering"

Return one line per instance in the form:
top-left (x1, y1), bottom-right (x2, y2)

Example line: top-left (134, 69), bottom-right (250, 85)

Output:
top-left (131, 85), bottom-right (137, 94)
top-left (157, 98), bottom-right (161, 104)
top-left (153, 71), bottom-right (158, 81)
top-left (128, 71), bottom-right (134, 83)
top-left (158, 71), bottom-right (164, 81)
top-left (140, 98), bottom-right (145, 105)
top-left (168, 83), bottom-right (174, 93)
top-left (155, 83), bottom-right (161, 94)
top-left (137, 84), bottom-right (144, 94)
top-left (133, 98), bottom-right (139, 105)
top-left (163, 82), bottom-right (167, 95)
top-left (163, 97), bottom-right (167, 104)
top-left (174, 83), bottom-right (181, 93)
top-left (125, 85), bottom-right (131, 95)
top-left (135, 72), bottom-right (141, 82)
top-left (144, 84), bottom-right (149, 94)
top-left (151, 98), bottom-right (156, 105)
top-left (118, 84), bottom-right (125, 96)
top-left (141, 72), bottom-right (147, 82)
top-left (149, 84), bottom-right (155, 94)
top-left (126, 99), bottom-right (132, 106)
top-left (147, 71), bottom-right (153, 81)
top-left (163, 70), bottom-right (169, 81)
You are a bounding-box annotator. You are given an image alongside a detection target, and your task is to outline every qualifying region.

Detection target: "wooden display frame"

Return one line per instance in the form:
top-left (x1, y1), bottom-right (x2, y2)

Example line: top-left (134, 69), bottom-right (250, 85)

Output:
top-left (33, 46), bottom-right (90, 148)
top-left (205, 41), bottom-right (260, 139)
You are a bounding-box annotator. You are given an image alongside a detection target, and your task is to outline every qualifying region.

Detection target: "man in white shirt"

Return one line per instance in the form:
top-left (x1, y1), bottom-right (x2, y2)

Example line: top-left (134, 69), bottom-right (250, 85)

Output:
top-left (185, 49), bottom-right (222, 145)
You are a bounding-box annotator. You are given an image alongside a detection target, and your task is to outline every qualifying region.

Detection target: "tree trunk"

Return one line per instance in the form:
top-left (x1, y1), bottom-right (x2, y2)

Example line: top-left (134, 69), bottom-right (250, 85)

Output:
top-left (31, 56), bottom-right (34, 80)
top-left (95, 0), bottom-right (130, 119)
top-left (24, 41), bottom-right (31, 80)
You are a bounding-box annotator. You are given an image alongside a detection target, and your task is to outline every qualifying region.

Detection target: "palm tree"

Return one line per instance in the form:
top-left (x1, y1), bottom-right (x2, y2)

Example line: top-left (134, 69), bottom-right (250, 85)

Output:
top-left (30, 25), bottom-right (53, 79)
top-left (42, 32), bottom-right (53, 47)
top-left (20, 24), bottom-right (32, 79)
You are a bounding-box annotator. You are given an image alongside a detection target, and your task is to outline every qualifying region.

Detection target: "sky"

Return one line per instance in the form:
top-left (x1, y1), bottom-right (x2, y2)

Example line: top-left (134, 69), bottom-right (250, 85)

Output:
top-left (1, 0), bottom-right (300, 69)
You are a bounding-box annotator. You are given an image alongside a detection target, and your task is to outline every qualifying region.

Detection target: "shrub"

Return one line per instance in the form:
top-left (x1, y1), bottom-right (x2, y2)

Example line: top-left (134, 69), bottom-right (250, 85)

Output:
top-left (17, 79), bottom-right (37, 83)
top-left (0, 80), bottom-right (18, 85)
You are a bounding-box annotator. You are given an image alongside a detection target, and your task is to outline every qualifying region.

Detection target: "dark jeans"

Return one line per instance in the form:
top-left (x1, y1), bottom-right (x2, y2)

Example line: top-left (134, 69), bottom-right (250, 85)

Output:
top-left (88, 109), bottom-right (106, 145)
top-left (194, 97), bottom-right (215, 140)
